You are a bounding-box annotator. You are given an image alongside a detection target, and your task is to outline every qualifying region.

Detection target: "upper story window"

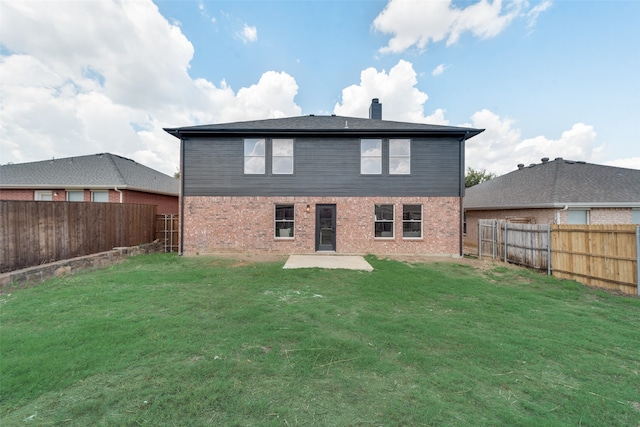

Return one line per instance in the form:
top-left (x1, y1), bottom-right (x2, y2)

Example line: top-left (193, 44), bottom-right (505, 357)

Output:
top-left (389, 139), bottom-right (410, 175)
top-left (361, 139), bottom-right (382, 175)
top-left (272, 139), bottom-right (294, 174)
top-left (244, 138), bottom-right (266, 174)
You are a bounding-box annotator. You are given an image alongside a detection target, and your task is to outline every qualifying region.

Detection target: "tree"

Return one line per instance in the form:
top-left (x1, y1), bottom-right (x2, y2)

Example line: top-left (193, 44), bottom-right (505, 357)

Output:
top-left (465, 167), bottom-right (496, 188)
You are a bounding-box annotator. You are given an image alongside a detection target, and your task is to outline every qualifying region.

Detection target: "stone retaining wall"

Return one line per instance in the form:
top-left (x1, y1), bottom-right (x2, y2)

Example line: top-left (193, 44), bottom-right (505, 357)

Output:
top-left (0, 241), bottom-right (163, 293)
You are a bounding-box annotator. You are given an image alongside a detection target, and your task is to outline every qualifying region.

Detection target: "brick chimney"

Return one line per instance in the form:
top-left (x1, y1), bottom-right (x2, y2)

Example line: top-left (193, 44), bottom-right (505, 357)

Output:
top-left (369, 98), bottom-right (382, 120)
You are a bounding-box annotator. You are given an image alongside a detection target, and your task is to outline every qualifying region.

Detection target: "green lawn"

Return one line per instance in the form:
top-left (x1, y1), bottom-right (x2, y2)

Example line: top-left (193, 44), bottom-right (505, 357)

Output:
top-left (1, 254), bottom-right (639, 426)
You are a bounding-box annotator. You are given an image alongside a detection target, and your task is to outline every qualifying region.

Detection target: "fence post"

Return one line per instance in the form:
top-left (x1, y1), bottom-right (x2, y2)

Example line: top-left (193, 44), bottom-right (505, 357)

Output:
top-left (504, 221), bottom-right (508, 263)
top-left (636, 226), bottom-right (639, 296)
top-left (478, 220), bottom-right (481, 260)
top-left (492, 220), bottom-right (496, 259)
top-left (547, 224), bottom-right (551, 276)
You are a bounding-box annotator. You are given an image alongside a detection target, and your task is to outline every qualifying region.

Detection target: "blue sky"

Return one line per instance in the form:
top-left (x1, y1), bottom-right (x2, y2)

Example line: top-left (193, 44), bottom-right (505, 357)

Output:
top-left (1, 0), bottom-right (638, 176)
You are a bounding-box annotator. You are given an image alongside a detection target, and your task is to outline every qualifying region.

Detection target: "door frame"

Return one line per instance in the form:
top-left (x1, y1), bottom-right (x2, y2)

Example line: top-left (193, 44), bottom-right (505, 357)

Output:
top-left (315, 204), bottom-right (336, 252)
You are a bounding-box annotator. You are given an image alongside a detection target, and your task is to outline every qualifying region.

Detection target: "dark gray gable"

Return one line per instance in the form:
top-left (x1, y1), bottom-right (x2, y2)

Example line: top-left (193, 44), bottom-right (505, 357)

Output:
top-left (464, 159), bottom-right (640, 209)
top-left (0, 153), bottom-right (179, 196)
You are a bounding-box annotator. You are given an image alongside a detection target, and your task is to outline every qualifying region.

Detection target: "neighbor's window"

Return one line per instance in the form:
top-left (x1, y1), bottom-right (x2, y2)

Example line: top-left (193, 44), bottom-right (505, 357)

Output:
top-left (272, 139), bottom-right (294, 174)
top-left (361, 139), bottom-right (382, 174)
top-left (34, 190), bottom-right (52, 201)
top-left (91, 191), bottom-right (109, 202)
top-left (567, 210), bottom-right (588, 225)
top-left (633, 209), bottom-right (640, 224)
top-left (403, 204), bottom-right (422, 238)
top-left (67, 191), bottom-right (84, 202)
top-left (389, 139), bottom-right (410, 174)
top-left (275, 205), bottom-right (294, 238)
top-left (244, 138), bottom-right (266, 174)
top-left (374, 204), bottom-right (394, 238)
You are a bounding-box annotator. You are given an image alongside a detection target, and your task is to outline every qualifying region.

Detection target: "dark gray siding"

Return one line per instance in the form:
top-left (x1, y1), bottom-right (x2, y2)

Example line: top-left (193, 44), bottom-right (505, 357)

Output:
top-left (183, 136), bottom-right (462, 197)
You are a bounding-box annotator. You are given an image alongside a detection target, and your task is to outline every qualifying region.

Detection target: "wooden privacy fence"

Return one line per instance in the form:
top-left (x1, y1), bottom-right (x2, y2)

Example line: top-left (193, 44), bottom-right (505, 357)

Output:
top-left (156, 214), bottom-right (179, 253)
top-left (0, 201), bottom-right (157, 273)
top-left (479, 220), bottom-right (639, 295)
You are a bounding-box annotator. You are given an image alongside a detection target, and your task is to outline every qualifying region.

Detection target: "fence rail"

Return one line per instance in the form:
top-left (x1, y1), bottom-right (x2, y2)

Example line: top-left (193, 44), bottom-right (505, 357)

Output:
top-left (0, 201), bottom-right (157, 273)
top-left (478, 220), bottom-right (639, 295)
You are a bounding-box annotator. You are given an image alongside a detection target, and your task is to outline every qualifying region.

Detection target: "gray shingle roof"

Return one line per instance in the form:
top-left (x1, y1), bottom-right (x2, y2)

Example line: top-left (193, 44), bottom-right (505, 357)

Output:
top-left (0, 153), bottom-right (179, 196)
top-left (164, 115), bottom-right (483, 138)
top-left (464, 158), bottom-right (640, 209)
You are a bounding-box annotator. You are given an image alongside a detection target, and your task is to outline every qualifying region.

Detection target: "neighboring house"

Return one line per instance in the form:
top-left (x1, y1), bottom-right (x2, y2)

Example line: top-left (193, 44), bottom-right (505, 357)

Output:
top-left (165, 99), bottom-right (483, 256)
top-left (0, 153), bottom-right (179, 214)
top-left (464, 157), bottom-right (640, 247)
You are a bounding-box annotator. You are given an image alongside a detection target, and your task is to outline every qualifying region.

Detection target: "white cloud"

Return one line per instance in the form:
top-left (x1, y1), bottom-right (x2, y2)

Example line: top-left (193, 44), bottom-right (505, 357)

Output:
top-left (238, 24), bottom-right (258, 44)
top-left (464, 110), bottom-right (603, 175)
top-left (432, 64), bottom-right (446, 76)
top-left (527, 0), bottom-right (552, 29)
top-left (0, 0), bottom-right (297, 175)
top-left (374, 0), bottom-right (537, 54)
top-left (604, 158), bottom-right (640, 170)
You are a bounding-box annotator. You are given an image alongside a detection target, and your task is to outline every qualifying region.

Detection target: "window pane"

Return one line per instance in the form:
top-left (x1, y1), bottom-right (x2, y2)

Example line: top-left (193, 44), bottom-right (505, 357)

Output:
top-left (633, 210), bottom-right (640, 224)
top-left (403, 205), bottom-right (422, 221)
top-left (389, 157), bottom-right (410, 175)
top-left (403, 222), bottom-right (422, 237)
top-left (272, 156), bottom-right (293, 174)
top-left (275, 205), bottom-right (294, 238)
top-left (568, 210), bottom-right (588, 224)
top-left (375, 222), bottom-right (394, 237)
top-left (92, 191), bottom-right (109, 202)
top-left (272, 139), bottom-right (293, 156)
top-left (67, 191), bottom-right (84, 202)
top-left (389, 139), bottom-right (410, 156)
top-left (361, 157), bottom-right (381, 174)
top-left (361, 139), bottom-right (381, 156)
top-left (35, 191), bottom-right (52, 201)
top-left (375, 204), bottom-right (393, 221)
top-left (244, 139), bottom-right (265, 156)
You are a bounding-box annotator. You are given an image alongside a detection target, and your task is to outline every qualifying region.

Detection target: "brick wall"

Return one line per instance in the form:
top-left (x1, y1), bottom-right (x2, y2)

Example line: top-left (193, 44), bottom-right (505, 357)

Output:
top-left (0, 189), bottom-right (34, 200)
top-left (123, 190), bottom-right (178, 215)
top-left (183, 196), bottom-right (461, 255)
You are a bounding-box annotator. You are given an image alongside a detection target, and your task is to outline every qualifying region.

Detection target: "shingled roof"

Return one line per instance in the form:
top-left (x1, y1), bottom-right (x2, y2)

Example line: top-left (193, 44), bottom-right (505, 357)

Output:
top-left (0, 153), bottom-right (179, 196)
top-left (464, 158), bottom-right (640, 210)
top-left (164, 115), bottom-right (483, 138)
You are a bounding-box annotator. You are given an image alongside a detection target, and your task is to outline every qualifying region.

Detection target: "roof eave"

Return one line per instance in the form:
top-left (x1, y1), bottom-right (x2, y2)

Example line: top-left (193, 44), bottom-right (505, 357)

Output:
top-left (464, 202), bottom-right (640, 210)
top-left (164, 128), bottom-right (483, 139)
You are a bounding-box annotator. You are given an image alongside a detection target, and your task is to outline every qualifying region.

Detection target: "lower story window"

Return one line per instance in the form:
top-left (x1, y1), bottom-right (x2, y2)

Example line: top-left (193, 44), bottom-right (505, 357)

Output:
top-left (374, 204), bottom-right (394, 238)
top-left (403, 204), bottom-right (422, 238)
top-left (275, 205), bottom-right (294, 238)
top-left (92, 191), bottom-right (109, 202)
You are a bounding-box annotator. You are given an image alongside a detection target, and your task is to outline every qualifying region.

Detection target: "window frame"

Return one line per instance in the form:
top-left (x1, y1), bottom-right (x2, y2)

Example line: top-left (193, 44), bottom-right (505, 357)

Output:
top-left (389, 139), bottom-right (411, 175)
top-left (272, 138), bottom-right (294, 175)
top-left (567, 209), bottom-right (589, 225)
top-left (402, 204), bottom-right (423, 239)
top-left (91, 191), bottom-right (109, 203)
top-left (374, 204), bottom-right (395, 239)
top-left (274, 204), bottom-right (295, 239)
top-left (360, 139), bottom-right (382, 175)
top-left (34, 190), bottom-right (52, 201)
top-left (66, 190), bottom-right (84, 202)
top-left (243, 138), bottom-right (266, 175)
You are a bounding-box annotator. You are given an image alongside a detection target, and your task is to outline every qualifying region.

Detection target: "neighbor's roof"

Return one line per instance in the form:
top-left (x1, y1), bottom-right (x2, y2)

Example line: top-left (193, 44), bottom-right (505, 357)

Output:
top-left (0, 153), bottom-right (179, 196)
top-left (464, 158), bottom-right (640, 210)
top-left (164, 115), bottom-right (483, 138)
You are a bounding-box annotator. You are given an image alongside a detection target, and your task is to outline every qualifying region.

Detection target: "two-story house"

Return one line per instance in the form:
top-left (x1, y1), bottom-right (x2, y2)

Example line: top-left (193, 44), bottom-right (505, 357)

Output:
top-left (165, 99), bottom-right (483, 256)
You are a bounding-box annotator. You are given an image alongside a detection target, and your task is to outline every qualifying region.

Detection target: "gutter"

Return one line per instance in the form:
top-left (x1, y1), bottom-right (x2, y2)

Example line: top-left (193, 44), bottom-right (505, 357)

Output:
top-left (556, 205), bottom-right (568, 224)
top-left (114, 187), bottom-right (123, 203)
top-left (178, 134), bottom-right (185, 256)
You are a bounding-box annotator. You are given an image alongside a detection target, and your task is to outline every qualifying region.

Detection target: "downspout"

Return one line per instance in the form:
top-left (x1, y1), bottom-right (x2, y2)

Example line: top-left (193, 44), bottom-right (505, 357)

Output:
top-left (556, 205), bottom-right (568, 223)
top-left (459, 131), bottom-right (469, 257)
top-left (178, 134), bottom-right (185, 256)
top-left (114, 187), bottom-right (123, 203)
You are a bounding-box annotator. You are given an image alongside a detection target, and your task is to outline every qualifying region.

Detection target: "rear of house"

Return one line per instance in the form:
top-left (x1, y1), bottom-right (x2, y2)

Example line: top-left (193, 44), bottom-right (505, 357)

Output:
top-left (166, 100), bottom-right (483, 256)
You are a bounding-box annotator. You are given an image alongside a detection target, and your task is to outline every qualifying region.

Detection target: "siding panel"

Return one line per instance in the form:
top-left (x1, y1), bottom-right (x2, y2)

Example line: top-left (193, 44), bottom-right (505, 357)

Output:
top-left (183, 136), bottom-right (462, 197)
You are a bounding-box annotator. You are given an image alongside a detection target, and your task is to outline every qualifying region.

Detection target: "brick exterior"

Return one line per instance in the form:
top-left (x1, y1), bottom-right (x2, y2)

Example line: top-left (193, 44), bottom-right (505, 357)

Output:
top-left (464, 207), bottom-right (635, 248)
top-left (184, 196), bottom-right (461, 255)
top-left (0, 188), bottom-right (178, 214)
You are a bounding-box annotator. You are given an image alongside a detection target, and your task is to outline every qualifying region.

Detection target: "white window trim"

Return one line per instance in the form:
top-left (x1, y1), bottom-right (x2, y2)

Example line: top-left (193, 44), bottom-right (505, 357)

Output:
top-left (244, 138), bottom-right (266, 175)
top-left (374, 204), bottom-right (395, 239)
top-left (402, 204), bottom-right (423, 239)
top-left (34, 190), bottom-right (52, 201)
top-left (389, 139), bottom-right (411, 175)
top-left (274, 204), bottom-right (295, 239)
top-left (360, 139), bottom-right (382, 175)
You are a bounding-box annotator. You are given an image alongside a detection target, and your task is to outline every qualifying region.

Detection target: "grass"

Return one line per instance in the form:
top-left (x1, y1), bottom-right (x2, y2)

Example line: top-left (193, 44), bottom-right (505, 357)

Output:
top-left (1, 254), bottom-right (639, 426)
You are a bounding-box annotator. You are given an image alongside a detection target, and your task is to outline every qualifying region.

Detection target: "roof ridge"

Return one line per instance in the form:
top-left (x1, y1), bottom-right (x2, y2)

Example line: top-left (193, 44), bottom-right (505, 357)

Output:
top-left (103, 153), bottom-right (127, 186)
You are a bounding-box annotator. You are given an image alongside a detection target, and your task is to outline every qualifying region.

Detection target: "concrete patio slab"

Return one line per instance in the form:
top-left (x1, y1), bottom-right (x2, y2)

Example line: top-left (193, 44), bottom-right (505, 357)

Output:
top-left (283, 255), bottom-right (374, 271)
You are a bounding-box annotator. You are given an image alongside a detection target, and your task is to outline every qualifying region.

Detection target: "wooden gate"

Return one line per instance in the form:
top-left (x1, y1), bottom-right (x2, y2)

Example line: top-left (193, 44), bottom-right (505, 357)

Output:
top-left (156, 215), bottom-right (179, 253)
